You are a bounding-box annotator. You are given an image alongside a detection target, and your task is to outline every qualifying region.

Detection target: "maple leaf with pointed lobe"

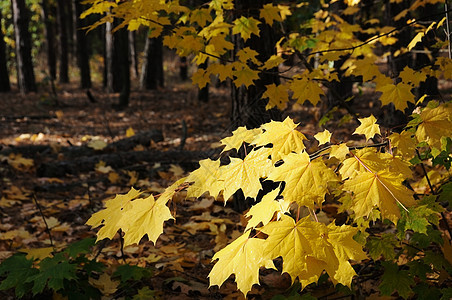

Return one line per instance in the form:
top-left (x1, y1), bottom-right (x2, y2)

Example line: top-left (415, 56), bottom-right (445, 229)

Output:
top-left (268, 151), bottom-right (338, 208)
top-left (220, 126), bottom-right (262, 152)
top-left (290, 77), bottom-right (324, 106)
top-left (236, 47), bottom-right (259, 64)
top-left (219, 147), bottom-right (273, 202)
top-left (86, 188), bottom-right (142, 242)
top-left (208, 232), bottom-right (275, 296)
top-left (389, 130), bottom-right (416, 158)
top-left (353, 115), bottom-right (381, 141)
top-left (253, 117), bottom-right (307, 162)
top-left (343, 170), bottom-right (416, 223)
top-left (330, 143), bottom-right (350, 161)
top-left (263, 83), bottom-right (289, 110)
top-left (415, 103), bottom-right (452, 151)
top-left (245, 188), bottom-right (281, 230)
top-left (377, 82), bottom-right (415, 111)
top-left (189, 8), bottom-right (212, 27)
top-left (339, 148), bottom-right (390, 180)
top-left (261, 216), bottom-right (366, 288)
top-left (119, 194), bottom-right (174, 246)
top-left (186, 159), bottom-right (223, 199)
top-left (191, 68), bottom-right (210, 88)
top-left (314, 129), bottom-right (332, 145)
top-left (262, 55), bottom-right (285, 70)
top-left (233, 65), bottom-right (260, 88)
top-left (232, 16), bottom-right (260, 41)
top-left (259, 3), bottom-right (282, 26)
top-left (399, 66), bottom-right (427, 87)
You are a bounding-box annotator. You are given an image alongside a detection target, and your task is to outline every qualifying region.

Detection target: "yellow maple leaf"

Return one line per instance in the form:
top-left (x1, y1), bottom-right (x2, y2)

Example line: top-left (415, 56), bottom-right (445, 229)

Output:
top-left (343, 170), bottom-right (416, 223)
top-left (407, 31), bottom-right (424, 51)
top-left (207, 63), bottom-right (234, 81)
top-left (119, 194), bottom-right (174, 246)
top-left (262, 55), bottom-right (285, 70)
top-left (259, 3), bottom-right (282, 26)
top-left (339, 148), bottom-right (390, 180)
top-left (262, 83), bottom-right (289, 110)
top-left (232, 16), bottom-right (261, 41)
top-left (189, 8), bottom-right (213, 27)
top-left (208, 35), bottom-right (234, 55)
top-left (330, 143), bottom-right (350, 161)
top-left (290, 77), bottom-right (324, 106)
top-left (191, 68), bottom-right (211, 88)
top-left (377, 82), bottom-right (415, 111)
top-left (261, 216), bottom-right (366, 287)
top-left (233, 65), bottom-right (260, 88)
top-left (389, 130), bottom-right (416, 159)
top-left (209, 232), bottom-right (276, 296)
top-left (415, 103), bottom-right (452, 151)
top-left (245, 188), bottom-right (281, 230)
top-left (253, 117), bottom-right (307, 162)
top-left (186, 159), bottom-right (223, 199)
top-left (268, 151), bottom-right (338, 208)
top-left (236, 47), bottom-right (259, 64)
top-left (86, 188), bottom-right (142, 242)
top-left (220, 126), bottom-right (262, 152)
top-left (399, 66), bottom-right (427, 87)
top-left (219, 147), bottom-right (273, 202)
top-left (314, 129), bottom-right (332, 145)
top-left (353, 115), bottom-right (381, 141)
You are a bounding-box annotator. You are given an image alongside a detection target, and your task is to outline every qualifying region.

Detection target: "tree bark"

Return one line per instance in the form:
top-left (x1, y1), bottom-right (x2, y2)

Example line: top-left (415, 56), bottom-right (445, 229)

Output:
top-left (72, 0), bottom-right (91, 88)
top-left (117, 27), bottom-right (130, 107)
top-left (129, 31), bottom-right (139, 79)
top-left (57, 0), bottom-right (69, 83)
top-left (40, 0), bottom-right (56, 80)
top-left (231, 0), bottom-right (281, 129)
top-left (140, 35), bottom-right (164, 90)
top-left (0, 9), bottom-right (11, 92)
top-left (11, 0), bottom-right (36, 93)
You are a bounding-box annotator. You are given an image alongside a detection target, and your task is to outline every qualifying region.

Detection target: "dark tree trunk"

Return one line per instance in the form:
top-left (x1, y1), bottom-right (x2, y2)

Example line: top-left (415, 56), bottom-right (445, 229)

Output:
top-left (180, 56), bottom-right (188, 80)
top-left (117, 27), bottom-right (130, 107)
top-left (41, 0), bottom-right (56, 80)
top-left (0, 9), bottom-right (11, 92)
top-left (72, 0), bottom-right (91, 88)
top-left (57, 0), bottom-right (69, 83)
top-left (140, 35), bottom-right (164, 90)
top-left (231, 0), bottom-right (281, 130)
top-left (198, 60), bottom-right (209, 102)
top-left (129, 31), bottom-right (139, 79)
top-left (11, 0), bottom-right (36, 93)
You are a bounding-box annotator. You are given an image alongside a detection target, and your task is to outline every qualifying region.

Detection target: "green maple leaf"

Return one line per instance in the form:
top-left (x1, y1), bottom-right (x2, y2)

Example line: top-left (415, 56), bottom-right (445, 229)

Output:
top-left (232, 16), bottom-right (260, 41)
top-left (379, 262), bottom-right (414, 299)
top-left (26, 253), bottom-right (77, 295)
top-left (366, 233), bottom-right (397, 260)
top-left (64, 238), bottom-right (96, 259)
top-left (0, 254), bottom-right (37, 298)
top-left (113, 265), bottom-right (152, 283)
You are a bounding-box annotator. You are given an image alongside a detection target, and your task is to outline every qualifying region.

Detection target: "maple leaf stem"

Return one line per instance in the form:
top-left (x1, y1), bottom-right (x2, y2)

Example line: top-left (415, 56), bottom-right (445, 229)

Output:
top-left (309, 207), bottom-right (319, 223)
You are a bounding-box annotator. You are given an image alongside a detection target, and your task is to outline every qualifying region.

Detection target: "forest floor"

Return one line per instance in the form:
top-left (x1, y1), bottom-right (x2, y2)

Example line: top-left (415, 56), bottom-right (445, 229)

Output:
top-left (0, 72), bottom-right (451, 299)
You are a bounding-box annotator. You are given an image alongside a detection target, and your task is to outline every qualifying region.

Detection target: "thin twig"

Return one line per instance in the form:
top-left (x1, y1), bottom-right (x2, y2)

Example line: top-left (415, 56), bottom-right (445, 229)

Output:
top-left (32, 193), bottom-right (54, 248)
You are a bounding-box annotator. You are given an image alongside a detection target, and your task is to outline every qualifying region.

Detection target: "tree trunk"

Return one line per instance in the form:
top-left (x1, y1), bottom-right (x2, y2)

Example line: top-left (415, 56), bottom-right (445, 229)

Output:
top-left (180, 57), bottom-right (188, 80)
top-left (57, 0), bottom-right (69, 83)
top-left (129, 31), bottom-right (139, 79)
top-left (11, 0), bottom-right (36, 93)
top-left (198, 60), bottom-right (209, 102)
top-left (140, 35), bottom-right (164, 90)
top-left (41, 0), bottom-right (56, 80)
top-left (0, 9), bottom-right (11, 92)
top-left (72, 0), bottom-right (91, 88)
top-left (105, 20), bottom-right (123, 93)
top-left (231, 0), bottom-right (281, 130)
top-left (117, 27), bottom-right (130, 108)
